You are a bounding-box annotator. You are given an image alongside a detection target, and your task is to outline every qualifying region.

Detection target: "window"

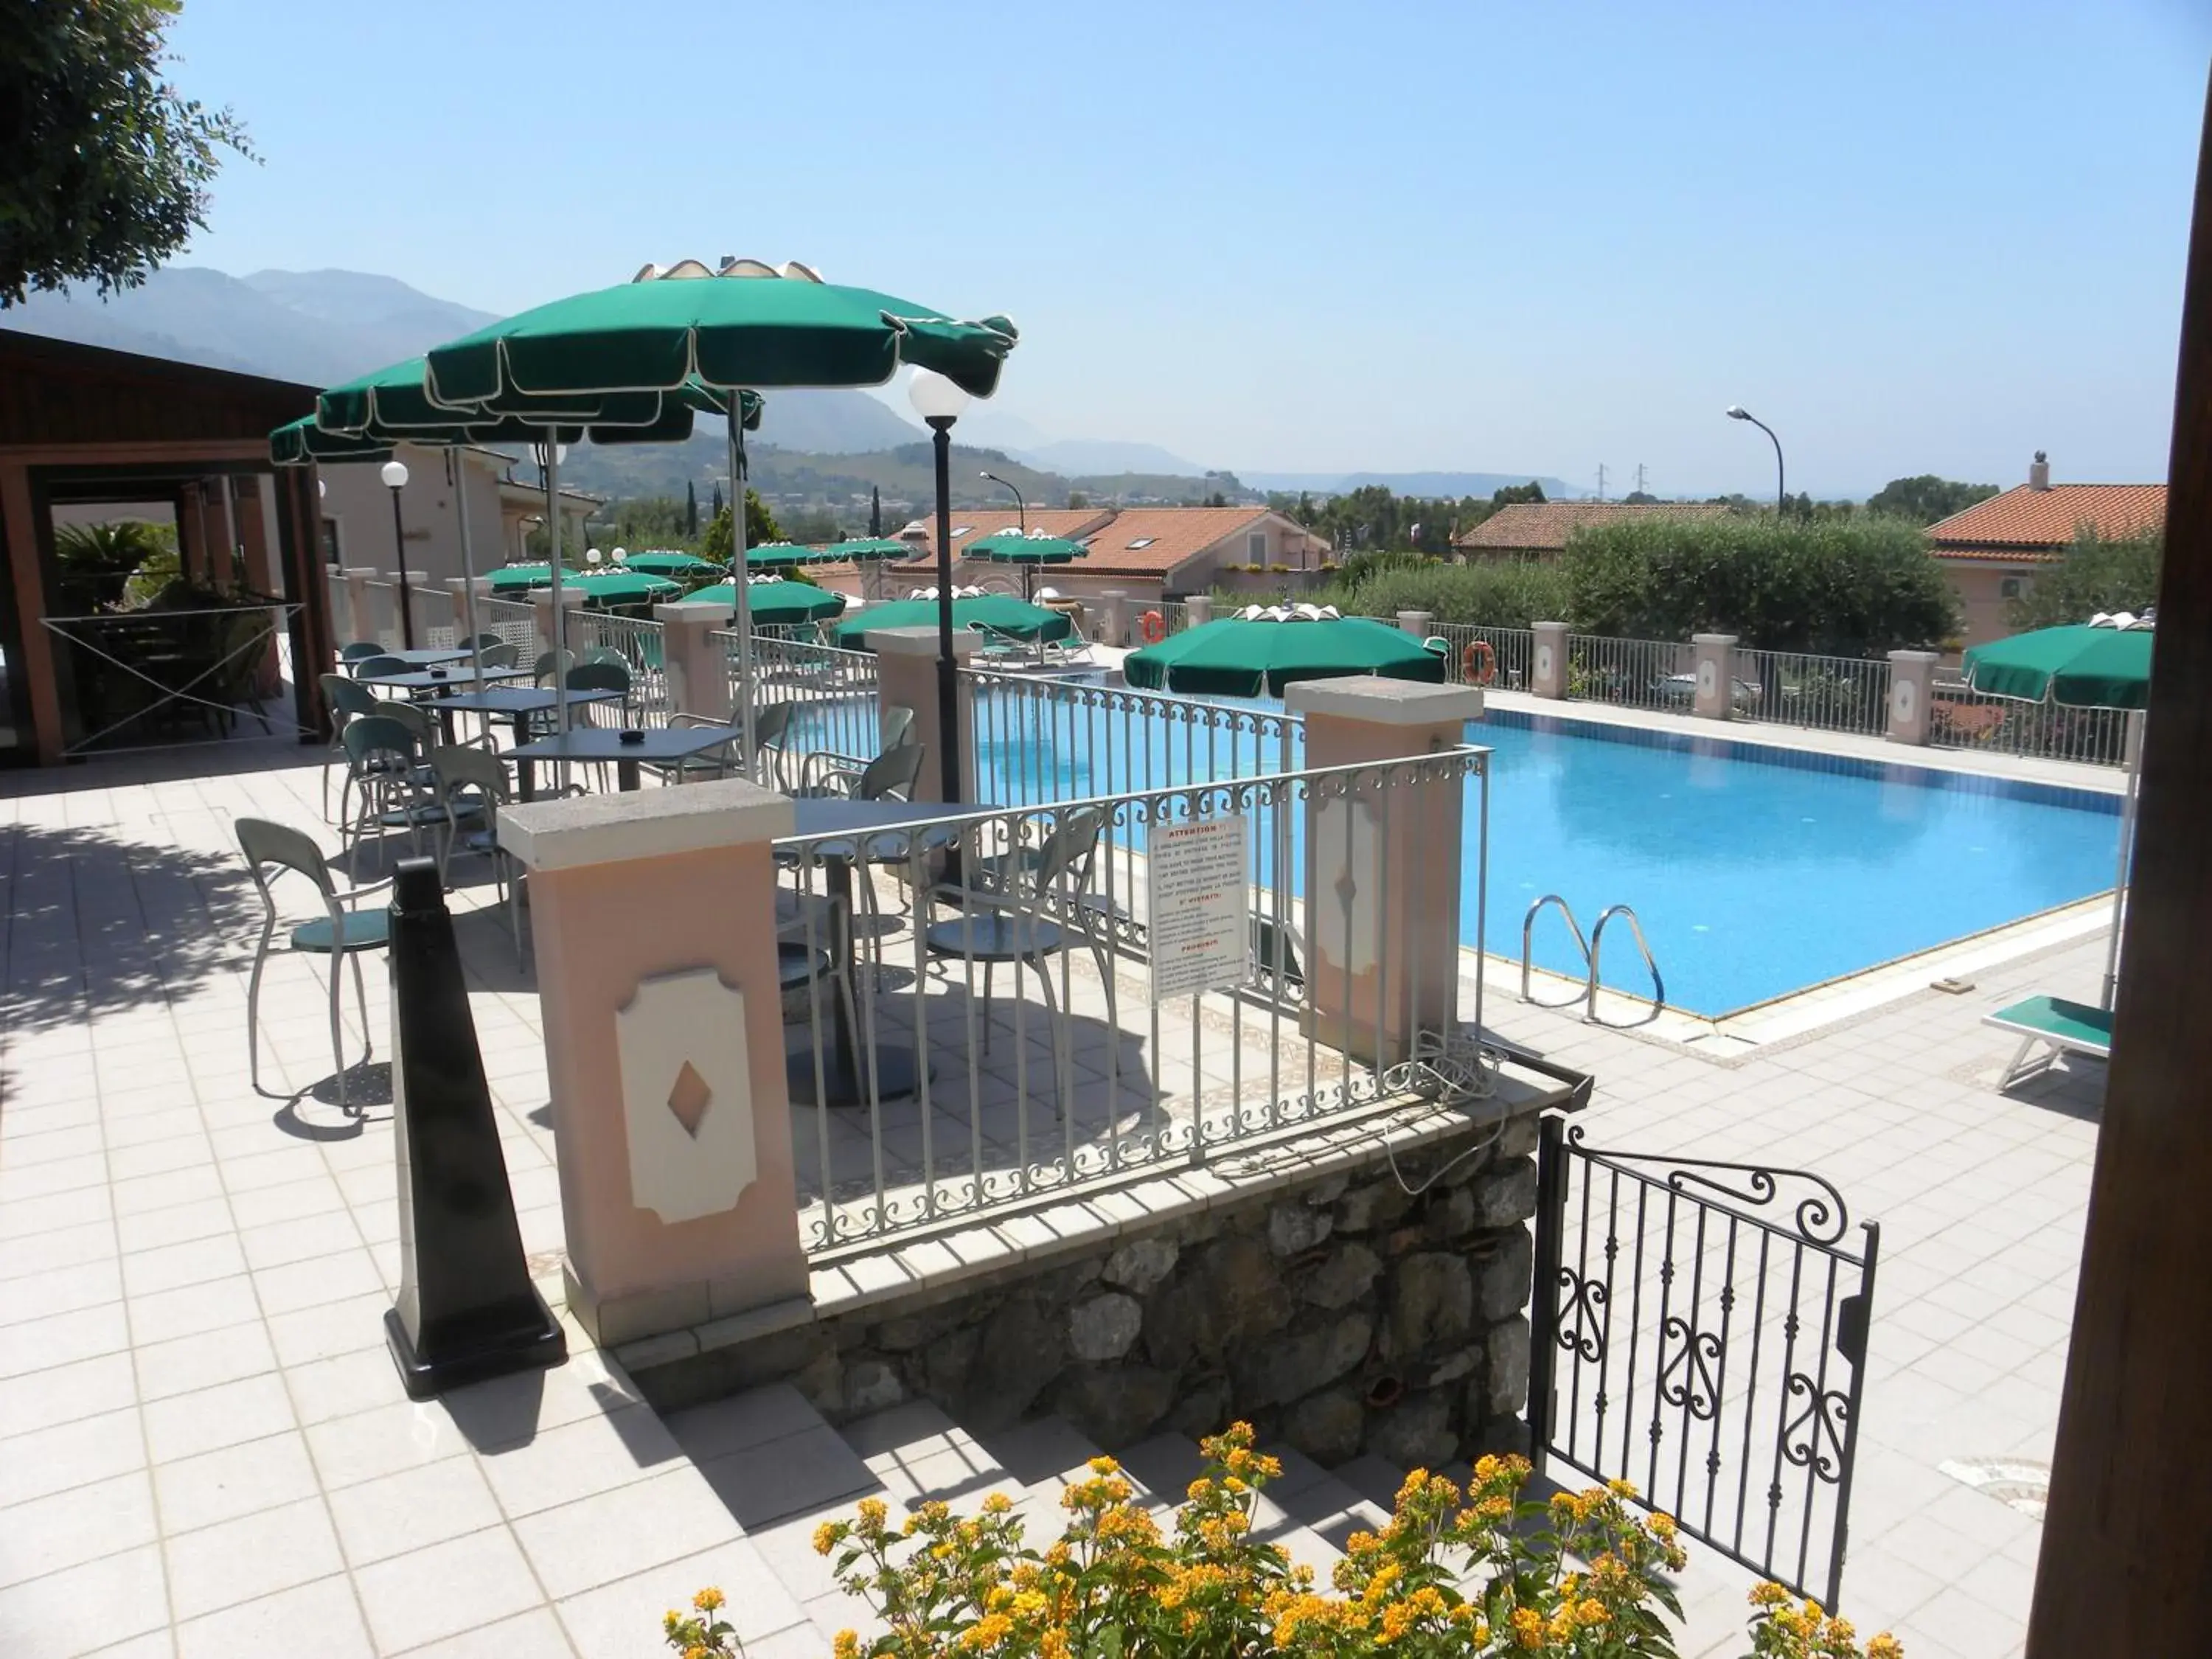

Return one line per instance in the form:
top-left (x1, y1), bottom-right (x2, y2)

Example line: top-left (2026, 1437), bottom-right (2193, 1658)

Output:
top-left (2000, 574), bottom-right (2029, 599)
top-left (320, 517), bottom-right (343, 566)
top-left (1126, 537), bottom-right (1156, 550)
top-left (1247, 532), bottom-right (1267, 562)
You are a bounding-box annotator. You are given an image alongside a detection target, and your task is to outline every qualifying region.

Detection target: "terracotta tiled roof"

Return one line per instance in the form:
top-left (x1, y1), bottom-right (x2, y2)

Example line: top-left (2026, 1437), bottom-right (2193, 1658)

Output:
top-left (1077, 507), bottom-right (1321, 577)
top-left (1454, 500), bottom-right (1728, 552)
top-left (1927, 484), bottom-right (2166, 558)
top-left (888, 507), bottom-right (1115, 569)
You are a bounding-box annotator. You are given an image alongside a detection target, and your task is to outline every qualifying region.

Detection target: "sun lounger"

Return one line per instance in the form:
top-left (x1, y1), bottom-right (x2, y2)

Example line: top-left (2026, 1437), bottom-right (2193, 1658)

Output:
top-left (1984, 994), bottom-right (2112, 1089)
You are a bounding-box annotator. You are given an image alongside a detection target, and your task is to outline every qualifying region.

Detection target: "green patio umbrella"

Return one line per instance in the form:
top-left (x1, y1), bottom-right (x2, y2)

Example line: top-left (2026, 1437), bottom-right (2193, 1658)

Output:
top-left (622, 549), bottom-right (721, 581)
top-left (269, 417), bottom-right (392, 464)
top-left (823, 537), bottom-right (914, 600)
top-left (970, 531), bottom-right (1091, 602)
top-left (1964, 615), bottom-right (2155, 1006)
top-left (487, 563), bottom-right (561, 594)
top-left (835, 594), bottom-right (1071, 650)
top-left (671, 579), bottom-right (846, 627)
top-left (742, 542), bottom-right (814, 569)
top-left (420, 259), bottom-right (1017, 779)
top-left (301, 354), bottom-right (761, 734)
top-left (1124, 610), bottom-right (1448, 697)
top-left (569, 569), bottom-right (681, 609)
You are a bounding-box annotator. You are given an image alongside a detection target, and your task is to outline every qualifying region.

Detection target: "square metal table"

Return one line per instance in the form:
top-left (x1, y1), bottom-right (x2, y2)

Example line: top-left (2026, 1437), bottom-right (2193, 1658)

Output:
top-left (784, 799), bottom-right (964, 1108)
top-left (365, 647), bottom-right (472, 669)
top-left (431, 686), bottom-right (622, 748)
top-left (504, 724), bottom-right (740, 799)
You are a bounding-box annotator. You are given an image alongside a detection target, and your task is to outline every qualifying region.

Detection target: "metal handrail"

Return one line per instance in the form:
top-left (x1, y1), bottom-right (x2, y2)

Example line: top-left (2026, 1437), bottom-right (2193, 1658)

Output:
top-left (1587, 902), bottom-right (1666, 1020)
top-left (1521, 893), bottom-right (1593, 1008)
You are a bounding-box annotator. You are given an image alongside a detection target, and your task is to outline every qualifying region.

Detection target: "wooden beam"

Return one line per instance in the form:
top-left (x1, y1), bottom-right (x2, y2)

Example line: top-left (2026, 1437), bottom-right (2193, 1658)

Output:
top-left (0, 461), bottom-right (63, 764)
top-left (2026, 69), bottom-right (2212, 1655)
top-left (274, 465), bottom-right (332, 740)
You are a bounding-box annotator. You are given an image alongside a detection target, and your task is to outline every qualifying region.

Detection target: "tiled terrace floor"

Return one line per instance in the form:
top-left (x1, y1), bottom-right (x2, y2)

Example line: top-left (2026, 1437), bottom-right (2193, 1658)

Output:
top-left (0, 736), bottom-right (2103, 1658)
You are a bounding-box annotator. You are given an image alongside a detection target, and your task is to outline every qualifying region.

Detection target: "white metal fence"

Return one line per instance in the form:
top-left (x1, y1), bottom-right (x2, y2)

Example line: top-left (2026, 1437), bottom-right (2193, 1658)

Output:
top-left (776, 745), bottom-right (1492, 1256)
top-left (1926, 679), bottom-right (2131, 765)
top-left (1428, 622), bottom-right (1536, 691)
top-left (563, 609), bottom-right (671, 726)
top-left (725, 631), bottom-right (885, 787)
top-left (965, 667), bottom-right (1301, 810)
top-left (1565, 633), bottom-right (1699, 713)
top-left (1731, 648), bottom-right (1893, 738)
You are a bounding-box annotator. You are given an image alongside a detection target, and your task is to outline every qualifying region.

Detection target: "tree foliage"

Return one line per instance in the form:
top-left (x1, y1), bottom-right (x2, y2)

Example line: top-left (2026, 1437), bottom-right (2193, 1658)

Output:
top-left (1307, 555), bottom-right (1571, 630)
top-left (1864, 474), bottom-right (2000, 526)
top-left (2008, 526), bottom-right (2163, 631)
top-left (1561, 515), bottom-right (1958, 654)
top-left (2, 0), bottom-right (254, 305)
top-left (700, 491), bottom-right (783, 560)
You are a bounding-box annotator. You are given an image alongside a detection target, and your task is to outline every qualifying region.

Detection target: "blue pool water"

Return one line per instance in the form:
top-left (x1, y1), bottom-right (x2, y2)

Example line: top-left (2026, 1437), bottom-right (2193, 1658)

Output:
top-left (849, 687), bottom-right (2124, 1018)
top-left (1470, 709), bottom-right (2121, 1015)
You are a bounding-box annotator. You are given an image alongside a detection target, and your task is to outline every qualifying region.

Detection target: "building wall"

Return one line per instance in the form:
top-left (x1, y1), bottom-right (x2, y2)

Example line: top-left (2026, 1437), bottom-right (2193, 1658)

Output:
top-left (319, 442), bottom-right (509, 584)
top-left (1942, 559), bottom-right (2042, 650)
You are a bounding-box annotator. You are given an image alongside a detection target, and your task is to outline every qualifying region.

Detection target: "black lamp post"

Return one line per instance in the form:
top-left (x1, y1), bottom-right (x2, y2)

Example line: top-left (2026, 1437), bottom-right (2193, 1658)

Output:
top-left (1726, 406), bottom-right (1786, 514)
top-left (981, 469), bottom-right (1026, 533)
top-left (380, 458), bottom-right (417, 649)
top-left (910, 370), bottom-right (972, 804)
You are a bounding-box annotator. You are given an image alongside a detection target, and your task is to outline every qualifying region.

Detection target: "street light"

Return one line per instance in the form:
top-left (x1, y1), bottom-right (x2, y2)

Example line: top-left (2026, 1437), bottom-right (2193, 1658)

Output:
top-left (380, 457), bottom-right (417, 649)
top-left (910, 369), bottom-right (972, 804)
top-left (1725, 406), bottom-right (1786, 514)
top-left (981, 470), bottom-right (1026, 534)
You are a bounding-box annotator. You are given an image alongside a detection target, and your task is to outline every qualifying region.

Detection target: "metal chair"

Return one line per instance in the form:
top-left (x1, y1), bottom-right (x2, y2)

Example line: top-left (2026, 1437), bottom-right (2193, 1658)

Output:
top-left (318, 674), bottom-right (382, 821)
top-left (337, 715), bottom-right (429, 866)
top-left (354, 653), bottom-right (408, 681)
top-left (795, 705), bottom-right (916, 796)
top-left (532, 648), bottom-right (577, 685)
top-left (235, 818), bottom-right (394, 1115)
top-left (340, 641), bottom-right (385, 672)
top-left (426, 745), bottom-right (523, 967)
top-left (653, 697), bottom-right (796, 786)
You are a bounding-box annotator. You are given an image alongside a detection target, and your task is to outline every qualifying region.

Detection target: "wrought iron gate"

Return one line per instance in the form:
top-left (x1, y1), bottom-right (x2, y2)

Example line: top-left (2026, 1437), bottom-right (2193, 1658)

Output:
top-left (1528, 1117), bottom-right (1879, 1608)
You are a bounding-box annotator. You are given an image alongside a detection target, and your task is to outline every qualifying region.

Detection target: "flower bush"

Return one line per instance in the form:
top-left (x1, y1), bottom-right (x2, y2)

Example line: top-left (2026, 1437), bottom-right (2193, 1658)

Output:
top-left (660, 1422), bottom-right (1902, 1659)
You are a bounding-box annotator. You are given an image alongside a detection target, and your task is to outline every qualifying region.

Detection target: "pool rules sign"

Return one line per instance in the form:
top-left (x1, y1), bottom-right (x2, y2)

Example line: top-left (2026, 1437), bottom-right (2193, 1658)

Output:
top-left (1146, 813), bottom-right (1250, 1004)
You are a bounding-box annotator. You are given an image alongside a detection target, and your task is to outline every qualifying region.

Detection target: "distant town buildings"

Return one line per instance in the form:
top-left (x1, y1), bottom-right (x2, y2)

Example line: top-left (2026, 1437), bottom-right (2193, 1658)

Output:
top-left (1450, 500), bottom-right (1728, 561)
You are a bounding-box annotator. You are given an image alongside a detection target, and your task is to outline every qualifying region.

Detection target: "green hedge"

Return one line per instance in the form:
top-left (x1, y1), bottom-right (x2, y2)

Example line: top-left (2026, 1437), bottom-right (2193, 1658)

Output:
top-left (1559, 515), bottom-right (1958, 655)
top-left (1308, 558), bottom-right (1570, 630)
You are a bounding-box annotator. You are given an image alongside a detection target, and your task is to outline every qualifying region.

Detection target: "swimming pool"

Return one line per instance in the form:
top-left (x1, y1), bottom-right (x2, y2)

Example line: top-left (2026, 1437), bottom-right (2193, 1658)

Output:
top-left (1472, 709), bottom-right (2121, 1015)
top-left (866, 684), bottom-right (2124, 1018)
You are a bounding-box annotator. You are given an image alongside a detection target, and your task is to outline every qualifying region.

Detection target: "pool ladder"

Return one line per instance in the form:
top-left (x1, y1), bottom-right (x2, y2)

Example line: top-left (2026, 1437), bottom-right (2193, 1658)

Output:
top-left (1520, 894), bottom-right (1667, 1024)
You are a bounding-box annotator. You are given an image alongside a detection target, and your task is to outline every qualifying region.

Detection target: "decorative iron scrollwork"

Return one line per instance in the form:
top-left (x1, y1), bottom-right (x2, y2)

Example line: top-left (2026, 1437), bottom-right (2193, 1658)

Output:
top-left (1563, 1124), bottom-right (1852, 1247)
top-left (1554, 1266), bottom-right (1608, 1362)
top-left (1781, 1372), bottom-right (1851, 1484)
top-left (1657, 1315), bottom-right (1725, 1420)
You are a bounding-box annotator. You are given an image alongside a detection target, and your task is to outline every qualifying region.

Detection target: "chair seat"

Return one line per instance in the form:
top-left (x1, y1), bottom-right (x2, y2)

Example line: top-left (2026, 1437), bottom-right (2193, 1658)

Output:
top-left (291, 909), bottom-right (392, 953)
top-left (779, 942), bottom-right (834, 991)
top-left (377, 800), bottom-right (483, 829)
top-left (924, 914), bottom-right (1065, 963)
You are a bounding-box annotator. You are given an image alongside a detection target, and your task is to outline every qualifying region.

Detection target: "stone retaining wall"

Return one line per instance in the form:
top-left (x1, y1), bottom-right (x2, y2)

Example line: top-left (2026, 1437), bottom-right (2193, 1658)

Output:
top-left (641, 1112), bottom-right (1545, 1468)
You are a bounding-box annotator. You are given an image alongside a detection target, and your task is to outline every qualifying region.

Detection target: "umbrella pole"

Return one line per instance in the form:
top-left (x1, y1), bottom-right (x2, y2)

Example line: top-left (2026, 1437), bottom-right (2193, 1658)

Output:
top-left (449, 449), bottom-right (484, 684)
top-left (547, 445), bottom-right (568, 742)
top-left (728, 410), bottom-right (755, 780)
top-left (2104, 708), bottom-right (2145, 1009)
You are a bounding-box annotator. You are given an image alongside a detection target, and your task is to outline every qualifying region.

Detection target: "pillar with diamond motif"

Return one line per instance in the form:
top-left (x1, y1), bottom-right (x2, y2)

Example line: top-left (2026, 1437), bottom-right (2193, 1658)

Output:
top-left (497, 779), bottom-right (807, 1346)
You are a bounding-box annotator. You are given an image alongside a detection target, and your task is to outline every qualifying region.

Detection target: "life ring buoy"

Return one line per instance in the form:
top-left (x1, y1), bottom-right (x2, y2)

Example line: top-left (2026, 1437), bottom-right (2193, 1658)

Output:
top-left (1461, 639), bottom-right (1497, 685)
top-left (1137, 610), bottom-right (1168, 644)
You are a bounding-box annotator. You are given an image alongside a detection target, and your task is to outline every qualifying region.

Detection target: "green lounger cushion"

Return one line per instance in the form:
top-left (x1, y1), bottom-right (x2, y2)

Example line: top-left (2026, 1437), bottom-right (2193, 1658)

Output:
top-left (1986, 995), bottom-right (2113, 1055)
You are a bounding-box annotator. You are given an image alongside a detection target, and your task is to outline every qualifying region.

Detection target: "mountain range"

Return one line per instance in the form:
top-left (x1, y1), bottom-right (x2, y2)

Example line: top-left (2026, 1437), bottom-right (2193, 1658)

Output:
top-left (0, 266), bottom-right (1577, 497)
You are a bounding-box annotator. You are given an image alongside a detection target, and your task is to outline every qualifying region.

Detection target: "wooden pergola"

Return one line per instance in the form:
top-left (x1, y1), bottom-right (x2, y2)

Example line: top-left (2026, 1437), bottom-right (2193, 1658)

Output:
top-left (0, 330), bottom-right (331, 765)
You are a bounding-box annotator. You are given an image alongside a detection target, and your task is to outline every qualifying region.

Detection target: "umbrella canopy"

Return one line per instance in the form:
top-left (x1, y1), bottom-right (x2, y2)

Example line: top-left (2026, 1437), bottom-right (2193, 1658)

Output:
top-left (1124, 611), bottom-right (1449, 697)
top-left (822, 538), bottom-right (914, 563)
top-left (569, 569), bottom-right (681, 608)
top-left (487, 563), bottom-right (561, 593)
top-left (622, 549), bottom-right (720, 580)
top-left (672, 579), bottom-right (846, 625)
top-left (1963, 619), bottom-right (2154, 710)
top-left (313, 355), bottom-right (764, 437)
top-left (970, 532), bottom-right (1091, 566)
top-left (742, 542), bottom-right (815, 569)
top-left (835, 594), bottom-right (1071, 650)
top-left (268, 416), bottom-right (392, 465)
top-left (422, 260), bottom-right (1017, 407)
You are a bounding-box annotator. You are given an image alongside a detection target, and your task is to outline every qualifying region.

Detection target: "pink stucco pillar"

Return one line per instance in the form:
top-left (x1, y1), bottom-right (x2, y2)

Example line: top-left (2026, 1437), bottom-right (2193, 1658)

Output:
top-left (1283, 678), bottom-right (1486, 1068)
top-left (655, 603), bottom-right (733, 723)
top-left (497, 780), bottom-right (808, 1346)
top-left (869, 625), bottom-right (978, 804)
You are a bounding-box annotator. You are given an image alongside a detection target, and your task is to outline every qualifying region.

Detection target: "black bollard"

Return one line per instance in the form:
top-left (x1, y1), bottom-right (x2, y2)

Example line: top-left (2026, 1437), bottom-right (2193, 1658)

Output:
top-left (383, 858), bottom-right (566, 1399)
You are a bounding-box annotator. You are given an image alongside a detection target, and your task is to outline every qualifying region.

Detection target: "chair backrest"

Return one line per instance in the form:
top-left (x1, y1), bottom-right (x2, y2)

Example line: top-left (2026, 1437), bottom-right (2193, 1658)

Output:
top-left (340, 641), bottom-right (383, 664)
top-left (428, 744), bottom-right (509, 807)
top-left (533, 648), bottom-right (577, 684)
top-left (754, 699), bottom-right (796, 748)
top-left (566, 661), bottom-right (630, 695)
top-left (343, 714), bottom-right (417, 767)
top-left (323, 675), bottom-right (380, 719)
top-left (372, 699), bottom-right (434, 747)
top-left (880, 704), bottom-right (916, 752)
top-left (479, 642), bottom-right (520, 669)
top-left (236, 816), bottom-right (335, 900)
top-left (1032, 806), bottom-right (1106, 893)
top-left (582, 644), bottom-right (630, 669)
top-left (355, 654), bottom-right (408, 679)
top-left (856, 740), bottom-right (927, 802)
top-left (468, 633), bottom-right (504, 650)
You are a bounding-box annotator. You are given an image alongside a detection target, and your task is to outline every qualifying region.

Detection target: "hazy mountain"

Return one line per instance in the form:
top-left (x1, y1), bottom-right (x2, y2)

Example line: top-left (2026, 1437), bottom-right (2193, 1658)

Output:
top-left (752, 390), bottom-right (922, 453)
top-left (1243, 470), bottom-right (1584, 499)
top-left (1020, 439), bottom-right (1205, 477)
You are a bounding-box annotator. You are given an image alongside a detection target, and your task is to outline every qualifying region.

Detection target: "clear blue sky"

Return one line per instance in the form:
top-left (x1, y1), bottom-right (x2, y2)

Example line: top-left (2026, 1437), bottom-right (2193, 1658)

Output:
top-left (170, 0), bottom-right (2208, 495)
